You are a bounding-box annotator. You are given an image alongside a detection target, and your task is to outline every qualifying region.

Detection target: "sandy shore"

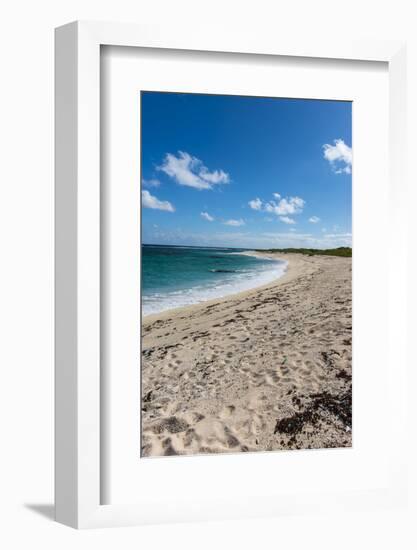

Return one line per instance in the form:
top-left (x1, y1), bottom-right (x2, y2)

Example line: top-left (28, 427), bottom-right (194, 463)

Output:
top-left (141, 253), bottom-right (352, 457)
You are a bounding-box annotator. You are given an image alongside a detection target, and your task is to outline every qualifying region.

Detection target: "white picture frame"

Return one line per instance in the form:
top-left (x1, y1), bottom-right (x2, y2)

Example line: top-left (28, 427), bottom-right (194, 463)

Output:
top-left (55, 21), bottom-right (407, 529)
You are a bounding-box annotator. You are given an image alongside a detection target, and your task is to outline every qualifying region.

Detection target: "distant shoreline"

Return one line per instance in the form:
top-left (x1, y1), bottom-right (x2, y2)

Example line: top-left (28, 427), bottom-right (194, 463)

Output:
top-left (142, 243), bottom-right (352, 257)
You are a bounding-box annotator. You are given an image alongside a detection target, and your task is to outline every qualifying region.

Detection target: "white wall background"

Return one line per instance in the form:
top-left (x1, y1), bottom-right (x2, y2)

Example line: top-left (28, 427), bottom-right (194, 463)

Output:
top-left (0, 0), bottom-right (416, 548)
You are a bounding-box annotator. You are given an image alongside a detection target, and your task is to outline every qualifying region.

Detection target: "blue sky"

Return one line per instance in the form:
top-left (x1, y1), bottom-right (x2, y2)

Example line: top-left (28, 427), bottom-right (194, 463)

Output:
top-left (141, 92), bottom-right (352, 249)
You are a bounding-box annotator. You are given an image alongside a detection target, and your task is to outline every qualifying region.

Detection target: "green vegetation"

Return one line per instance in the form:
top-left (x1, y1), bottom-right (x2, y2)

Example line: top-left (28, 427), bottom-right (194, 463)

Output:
top-left (255, 247), bottom-right (352, 257)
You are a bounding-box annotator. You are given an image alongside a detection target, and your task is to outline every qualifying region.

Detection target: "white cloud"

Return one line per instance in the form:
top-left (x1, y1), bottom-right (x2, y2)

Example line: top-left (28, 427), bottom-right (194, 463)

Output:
top-left (325, 233), bottom-right (352, 239)
top-left (142, 190), bottom-right (175, 212)
top-left (262, 232), bottom-right (312, 240)
top-left (260, 231), bottom-right (352, 248)
top-left (200, 212), bottom-right (214, 222)
top-left (198, 166), bottom-right (229, 184)
top-left (158, 151), bottom-right (230, 190)
top-left (248, 197), bottom-right (263, 211)
top-left (224, 219), bottom-right (245, 227)
top-left (264, 195), bottom-right (305, 216)
top-left (309, 216), bottom-right (320, 223)
top-left (143, 226), bottom-right (351, 249)
top-left (279, 216), bottom-right (296, 225)
top-left (323, 139), bottom-right (352, 174)
top-left (248, 194), bottom-right (306, 222)
top-left (142, 178), bottom-right (161, 188)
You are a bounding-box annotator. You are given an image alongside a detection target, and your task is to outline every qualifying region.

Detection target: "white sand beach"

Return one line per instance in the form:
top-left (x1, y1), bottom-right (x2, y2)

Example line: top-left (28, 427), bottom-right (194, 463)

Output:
top-left (141, 253), bottom-right (352, 457)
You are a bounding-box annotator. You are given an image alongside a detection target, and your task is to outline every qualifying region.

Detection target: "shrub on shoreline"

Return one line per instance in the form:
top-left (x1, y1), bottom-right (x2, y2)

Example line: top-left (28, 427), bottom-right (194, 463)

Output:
top-left (255, 247), bottom-right (352, 257)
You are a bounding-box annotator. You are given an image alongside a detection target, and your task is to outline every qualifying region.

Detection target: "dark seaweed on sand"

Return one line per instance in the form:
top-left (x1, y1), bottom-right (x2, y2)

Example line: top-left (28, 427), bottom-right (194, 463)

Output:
top-left (274, 388), bottom-right (352, 436)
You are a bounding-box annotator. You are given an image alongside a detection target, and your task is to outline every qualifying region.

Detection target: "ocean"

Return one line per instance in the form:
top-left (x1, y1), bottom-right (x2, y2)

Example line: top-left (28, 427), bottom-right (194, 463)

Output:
top-left (142, 245), bottom-right (287, 316)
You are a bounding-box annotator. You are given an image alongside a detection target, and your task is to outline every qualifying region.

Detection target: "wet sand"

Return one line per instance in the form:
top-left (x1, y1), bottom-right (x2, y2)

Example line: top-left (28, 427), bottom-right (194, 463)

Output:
top-left (141, 253), bottom-right (352, 457)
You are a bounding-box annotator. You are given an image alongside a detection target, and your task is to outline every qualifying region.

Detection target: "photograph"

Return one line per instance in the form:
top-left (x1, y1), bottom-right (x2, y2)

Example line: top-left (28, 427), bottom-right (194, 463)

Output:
top-left (140, 91), bottom-right (352, 457)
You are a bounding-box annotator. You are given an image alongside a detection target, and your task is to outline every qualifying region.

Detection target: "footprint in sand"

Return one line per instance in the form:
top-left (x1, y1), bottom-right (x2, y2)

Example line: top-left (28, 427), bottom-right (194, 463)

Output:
top-left (220, 405), bottom-right (236, 419)
top-left (223, 426), bottom-right (240, 448)
top-left (264, 372), bottom-right (280, 386)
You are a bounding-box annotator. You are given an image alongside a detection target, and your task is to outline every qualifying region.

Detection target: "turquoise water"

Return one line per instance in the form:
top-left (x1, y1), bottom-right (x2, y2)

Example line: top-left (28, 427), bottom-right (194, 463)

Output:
top-left (142, 245), bottom-right (287, 316)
